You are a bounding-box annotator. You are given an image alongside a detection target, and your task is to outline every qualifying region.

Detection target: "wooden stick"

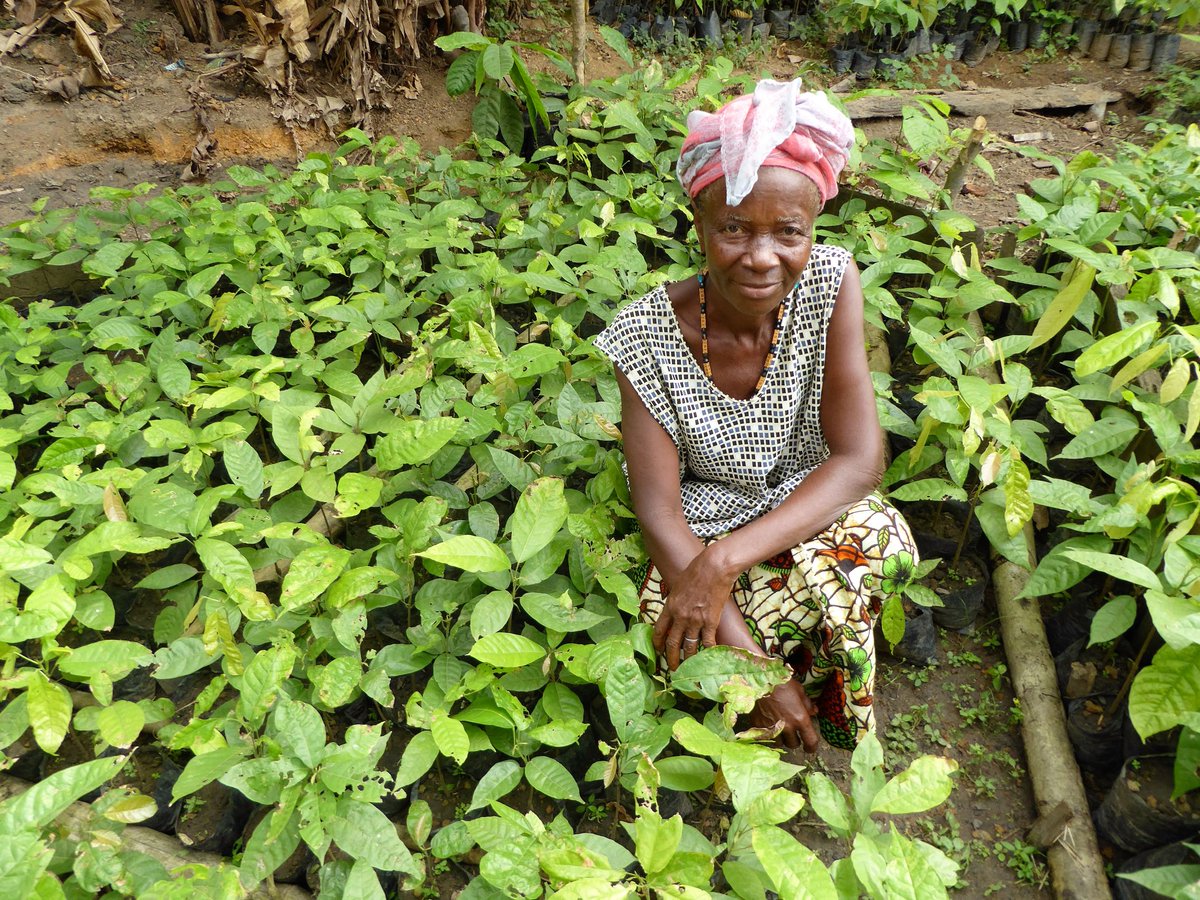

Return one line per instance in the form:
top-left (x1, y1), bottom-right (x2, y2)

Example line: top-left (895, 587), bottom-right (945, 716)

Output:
top-left (0, 775), bottom-right (312, 900)
top-left (571, 0), bottom-right (587, 84)
top-left (942, 116), bottom-right (988, 207)
top-left (969, 311), bottom-right (1113, 900)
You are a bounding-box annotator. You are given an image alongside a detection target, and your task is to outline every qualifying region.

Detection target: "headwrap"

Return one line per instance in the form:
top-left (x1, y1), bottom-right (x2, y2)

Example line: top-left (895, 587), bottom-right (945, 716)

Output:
top-left (677, 79), bottom-right (855, 207)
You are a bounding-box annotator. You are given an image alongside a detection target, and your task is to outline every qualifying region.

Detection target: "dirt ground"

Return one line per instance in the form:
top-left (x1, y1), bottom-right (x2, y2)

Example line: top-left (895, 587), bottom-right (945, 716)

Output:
top-left (0, 0), bottom-right (1181, 228)
top-left (0, 5), bottom-right (1186, 895)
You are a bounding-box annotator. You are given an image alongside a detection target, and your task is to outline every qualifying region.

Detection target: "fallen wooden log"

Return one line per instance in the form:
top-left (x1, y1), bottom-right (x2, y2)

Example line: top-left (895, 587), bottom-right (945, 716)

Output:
top-left (846, 84), bottom-right (1123, 120)
top-left (0, 775), bottom-right (312, 900)
top-left (968, 311), bottom-right (1113, 900)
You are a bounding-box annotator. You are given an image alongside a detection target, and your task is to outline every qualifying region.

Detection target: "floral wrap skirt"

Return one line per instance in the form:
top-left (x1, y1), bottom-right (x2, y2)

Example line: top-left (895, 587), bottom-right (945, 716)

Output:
top-left (638, 494), bottom-right (918, 749)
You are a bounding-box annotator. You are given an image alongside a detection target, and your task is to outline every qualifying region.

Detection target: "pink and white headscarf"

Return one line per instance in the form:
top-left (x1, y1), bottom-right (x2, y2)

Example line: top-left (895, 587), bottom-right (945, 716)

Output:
top-left (677, 79), bottom-right (855, 207)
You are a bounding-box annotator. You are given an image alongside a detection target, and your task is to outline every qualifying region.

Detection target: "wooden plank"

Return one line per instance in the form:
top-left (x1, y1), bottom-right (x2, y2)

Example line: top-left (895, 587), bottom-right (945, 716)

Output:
top-left (845, 84), bottom-right (1123, 120)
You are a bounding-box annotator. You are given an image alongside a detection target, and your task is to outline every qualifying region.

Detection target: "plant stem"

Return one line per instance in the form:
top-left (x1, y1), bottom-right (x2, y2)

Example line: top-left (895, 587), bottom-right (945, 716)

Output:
top-left (951, 488), bottom-right (979, 571)
top-left (1103, 622), bottom-right (1153, 724)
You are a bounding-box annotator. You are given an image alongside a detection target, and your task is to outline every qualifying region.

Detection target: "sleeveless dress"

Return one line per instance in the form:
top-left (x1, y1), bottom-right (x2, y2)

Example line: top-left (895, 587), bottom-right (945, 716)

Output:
top-left (593, 244), bottom-right (918, 749)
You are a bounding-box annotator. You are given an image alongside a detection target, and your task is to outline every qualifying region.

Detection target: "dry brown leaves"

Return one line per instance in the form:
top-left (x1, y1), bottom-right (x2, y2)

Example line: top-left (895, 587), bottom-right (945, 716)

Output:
top-left (2, 0), bottom-right (125, 98)
top-left (182, 81), bottom-right (222, 181)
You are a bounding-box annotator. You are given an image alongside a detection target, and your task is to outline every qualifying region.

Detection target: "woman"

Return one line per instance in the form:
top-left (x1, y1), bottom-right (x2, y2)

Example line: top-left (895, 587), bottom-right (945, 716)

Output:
top-left (592, 80), bottom-right (917, 752)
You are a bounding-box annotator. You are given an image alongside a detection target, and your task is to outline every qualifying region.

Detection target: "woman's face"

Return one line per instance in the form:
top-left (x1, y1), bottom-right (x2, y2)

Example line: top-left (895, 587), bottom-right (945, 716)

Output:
top-left (693, 167), bottom-right (821, 321)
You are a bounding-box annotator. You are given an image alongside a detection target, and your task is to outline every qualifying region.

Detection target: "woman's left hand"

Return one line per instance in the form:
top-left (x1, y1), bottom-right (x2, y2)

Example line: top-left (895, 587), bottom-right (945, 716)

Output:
top-left (652, 550), bottom-right (733, 670)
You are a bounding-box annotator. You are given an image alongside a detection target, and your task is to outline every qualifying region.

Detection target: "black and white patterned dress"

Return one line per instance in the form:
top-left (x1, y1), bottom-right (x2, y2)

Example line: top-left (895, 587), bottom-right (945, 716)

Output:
top-left (594, 244), bottom-right (919, 748)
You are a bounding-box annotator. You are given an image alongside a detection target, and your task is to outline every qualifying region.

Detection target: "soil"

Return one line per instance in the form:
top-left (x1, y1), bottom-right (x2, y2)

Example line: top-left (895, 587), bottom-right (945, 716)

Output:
top-left (0, 1), bottom-right (1189, 229)
top-left (2, 6), bottom-right (1190, 896)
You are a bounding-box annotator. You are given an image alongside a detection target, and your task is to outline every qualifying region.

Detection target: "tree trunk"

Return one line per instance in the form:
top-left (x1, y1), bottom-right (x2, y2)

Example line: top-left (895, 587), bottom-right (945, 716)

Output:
top-left (571, 0), bottom-right (586, 83)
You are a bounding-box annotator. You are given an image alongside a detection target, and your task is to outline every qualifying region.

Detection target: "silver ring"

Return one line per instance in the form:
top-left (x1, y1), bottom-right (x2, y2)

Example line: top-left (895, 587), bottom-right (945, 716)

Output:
top-left (683, 637), bottom-right (699, 645)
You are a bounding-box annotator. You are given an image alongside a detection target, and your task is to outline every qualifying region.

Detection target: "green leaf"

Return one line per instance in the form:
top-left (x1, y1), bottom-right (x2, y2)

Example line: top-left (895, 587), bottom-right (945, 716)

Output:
top-left (1027, 260), bottom-right (1095, 351)
top-left (1119, 863), bottom-right (1200, 898)
top-left (633, 809), bottom-right (682, 877)
top-left (1061, 550), bottom-right (1160, 591)
top-left (237, 644), bottom-right (296, 727)
top-left (272, 700), bottom-right (325, 769)
top-left (445, 51), bottom-right (477, 96)
top-left (870, 756), bottom-right (957, 814)
top-left (806, 773), bottom-right (851, 836)
top-left (525, 756), bottom-right (582, 802)
top-left (240, 809), bottom-right (301, 889)
top-left (1075, 320), bottom-right (1159, 377)
top-left (1129, 644), bottom-right (1200, 738)
top-left (481, 41), bottom-right (514, 79)
top-left (195, 537), bottom-right (255, 596)
top-left (344, 859), bottom-right (386, 900)
top-left (849, 731), bottom-right (886, 819)
top-left (97, 791), bottom-right (157, 824)
top-left (470, 591), bottom-right (513, 639)
top-left (418, 535), bottom-right (510, 573)
top-left (1146, 590), bottom-right (1200, 651)
top-left (431, 712), bottom-right (470, 765)
top-left (431, 820), bottom-right (475, 859)
top-left (375, 418), bottom-right (461, 469)
top-left (172, 747), bottom-right (246, 804)
top-left (157, 359), bottom-right (191, 401)
top-left (1056, 412), bottom-right (1139, 459)
top-left (135, 564), bottom-right (198, 590)
top-left (654, 756), bottom-right (714, 793)
top-left (58, 640), bottom-right (154, 682)
top-left (0, 537), bottom-right (52, 574)
top-left (434, 32), bottom-right (490, 52)
top-left (328, 798), bottom-right (420, 874)
top-left (605, 656), bottom-right (646, 743)
top-left (0, 693), bottom-right (29, 751)
top-left (26, 673), bottom-right (71, 754)
top-left (496, 90), bottom-right (526, 153)
top-left (395, 731), bottom-right (439, 787)
top-left (1089, 595), bottom-right (1136, 646)
top-left (223, 441), bottom-right (264, 500)
top-left (469, 633), bottom-right (545, 668)
top-left (280, 544), bottom-right (352, 609)
top-left (1003, 457), bottom-right (1033, 537)
top-left (521, 590), bottom-right (607, 633)
top-left (0, 754), bottom-right (125, 832)
top-left (751, 824), bottom-right (837, 900)
top-left (510, 477), bottom-right (569, 563)
top-left (335, 472), bottom-right (383, 518)
top-left (469, 760), bottom-right (523, 811)
top-left (96, 701), bottom-right (144, 749)
top-left (851, 828), bottom-right (954, 900)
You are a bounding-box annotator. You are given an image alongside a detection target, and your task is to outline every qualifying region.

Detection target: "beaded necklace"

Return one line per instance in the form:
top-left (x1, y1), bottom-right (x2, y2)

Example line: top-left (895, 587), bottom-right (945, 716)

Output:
top-left (697, 272), bottom-right (787, 395)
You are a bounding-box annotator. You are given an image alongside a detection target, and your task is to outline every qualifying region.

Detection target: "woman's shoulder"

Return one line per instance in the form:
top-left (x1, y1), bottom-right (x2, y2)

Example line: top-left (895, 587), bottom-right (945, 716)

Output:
top-left (808, 242), bottom-right (854, 272)
top-left (594, 283), bottom-right (674, 356)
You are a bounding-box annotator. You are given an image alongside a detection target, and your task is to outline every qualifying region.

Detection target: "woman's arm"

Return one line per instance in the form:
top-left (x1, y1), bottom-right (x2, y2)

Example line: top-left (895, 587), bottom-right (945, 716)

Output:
top-left (615, 364), bottom-right (821, 750)
top-left (636, 259), bottom-right (883, 651)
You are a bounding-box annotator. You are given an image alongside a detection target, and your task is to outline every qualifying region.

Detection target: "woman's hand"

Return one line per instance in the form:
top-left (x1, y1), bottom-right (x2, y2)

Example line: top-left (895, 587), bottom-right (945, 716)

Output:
top-left (652, 550), bottom-right (733, 670)
top-left (750, 679), bottom-right (820, 752)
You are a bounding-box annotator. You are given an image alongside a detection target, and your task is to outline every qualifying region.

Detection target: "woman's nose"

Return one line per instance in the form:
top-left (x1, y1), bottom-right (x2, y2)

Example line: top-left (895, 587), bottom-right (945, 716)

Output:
top-left (743, 234), bottom-right (779, 269)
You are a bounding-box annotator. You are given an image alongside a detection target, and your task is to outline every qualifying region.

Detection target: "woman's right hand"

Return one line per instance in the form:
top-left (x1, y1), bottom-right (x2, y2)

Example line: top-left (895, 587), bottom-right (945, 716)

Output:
top-left (750, 678), bottom-right (820, 752)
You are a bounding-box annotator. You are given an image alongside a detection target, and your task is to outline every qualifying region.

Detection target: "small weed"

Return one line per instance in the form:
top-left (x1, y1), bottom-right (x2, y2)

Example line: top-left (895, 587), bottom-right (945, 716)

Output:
top-left (994, 839), bottom-right (1049, 888)
top-left (946, 649), bottom-right (981, 668)
top-left (575, 798), bottom-right (609, 823)
top-left (1009, 698), bottom-right (1025, 727)
top-left (886, 705), bottom-right (929, 755)
top-left (984, 662), bottom-right (1007, 691)
top-left (906, 664), bottom-right (935, 688)
top-left (971, 774), bottom-right (998, 799)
